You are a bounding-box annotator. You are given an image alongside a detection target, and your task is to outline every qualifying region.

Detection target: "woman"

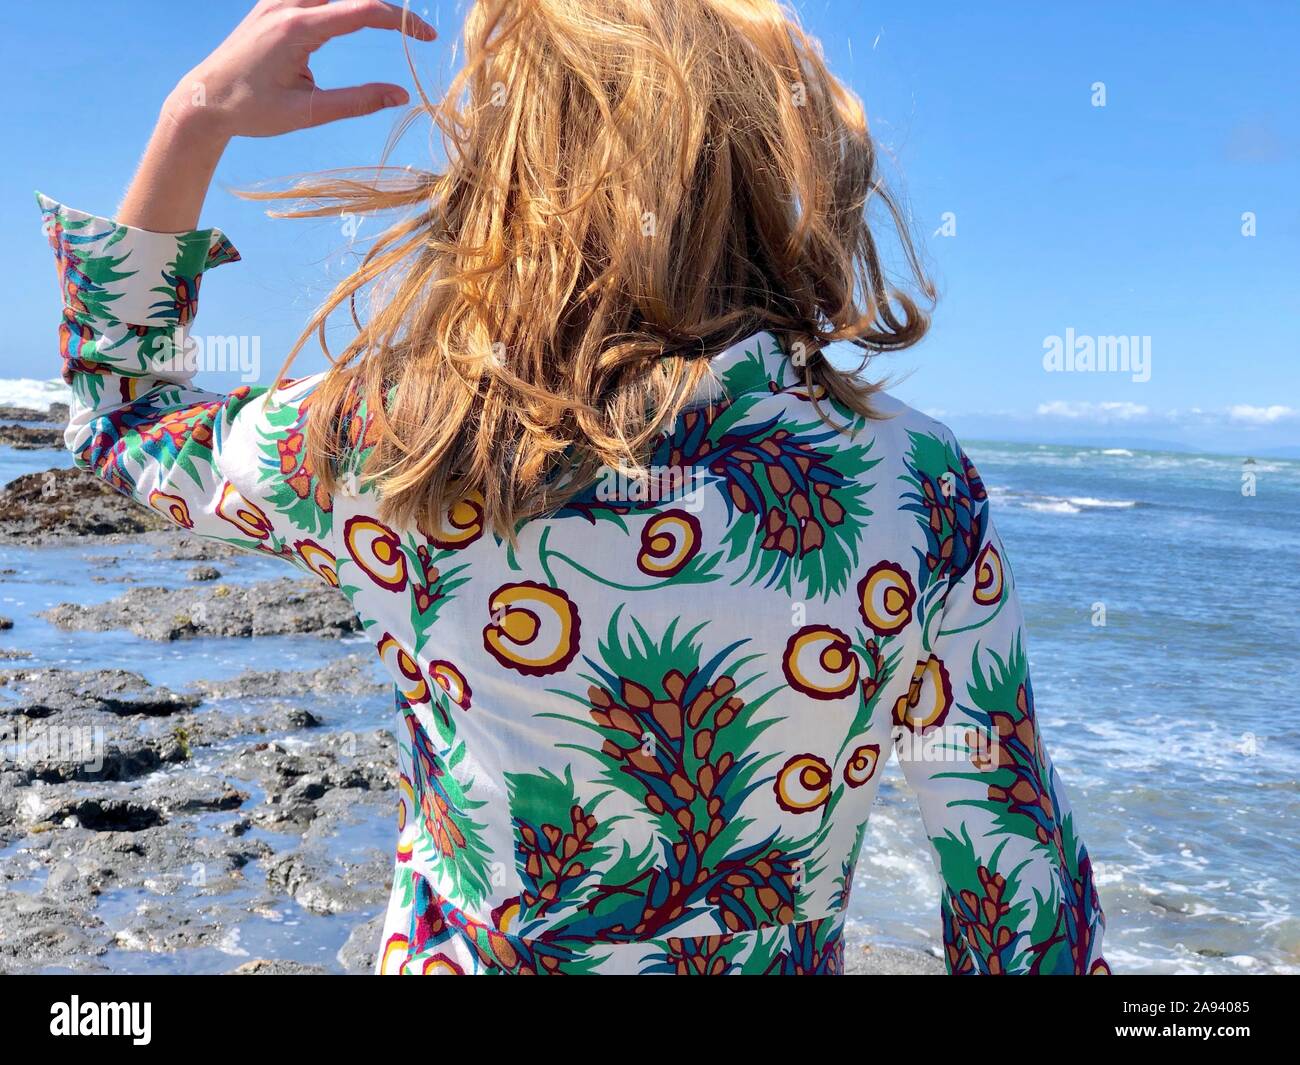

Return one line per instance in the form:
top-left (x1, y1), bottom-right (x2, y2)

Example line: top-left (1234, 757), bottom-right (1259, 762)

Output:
top-left (39, 0), bottom-right (1106, 975)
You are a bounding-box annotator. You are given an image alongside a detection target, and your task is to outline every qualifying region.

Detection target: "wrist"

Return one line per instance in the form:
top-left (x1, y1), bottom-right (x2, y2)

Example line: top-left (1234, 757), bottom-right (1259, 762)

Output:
top-left (161, 79), bottom-right (234, 147)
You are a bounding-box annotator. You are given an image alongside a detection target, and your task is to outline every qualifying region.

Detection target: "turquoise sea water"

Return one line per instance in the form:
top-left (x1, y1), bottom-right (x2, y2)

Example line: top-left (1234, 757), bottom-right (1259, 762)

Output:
top-left (2, 434), bottom-right (1297, 973)
top-left (851, 440), bottom-right (1300, 974)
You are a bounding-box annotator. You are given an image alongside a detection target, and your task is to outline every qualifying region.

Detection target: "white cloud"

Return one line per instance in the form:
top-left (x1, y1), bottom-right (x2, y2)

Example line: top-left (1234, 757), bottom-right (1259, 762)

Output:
top-left (1035, 401), bottom-right (1150, 421)
top-left (1227, 404), bottom-right (1297, 425)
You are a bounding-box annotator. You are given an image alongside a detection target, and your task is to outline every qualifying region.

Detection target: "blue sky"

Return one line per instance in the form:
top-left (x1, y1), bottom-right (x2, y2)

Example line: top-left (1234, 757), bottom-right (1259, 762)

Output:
top-left (3, 1), bottom-right (1297, 452)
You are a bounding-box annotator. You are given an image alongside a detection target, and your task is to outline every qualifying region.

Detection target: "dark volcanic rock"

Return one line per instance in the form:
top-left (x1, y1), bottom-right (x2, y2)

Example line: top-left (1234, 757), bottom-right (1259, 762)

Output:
top-left (843, 942), bottom-right (947, 975)
top-left (189, 654), bottom-right (386, 701)
top-left (338, 914), bottom-right (384, 974)
top-left (230, 958), bottom-right (329, 975)
top-left (0, 467), bottom-right (169, 543)
top-left (0, 425), bottom-right (62, 450)
top-left (0, 667), bottom-right (200, 719)
top-left (39, 578), bottom-right (360, 641)
top-left (0, 403), bottom-right (68, 424)
top-left (0, 669), bottom-right (199, 788)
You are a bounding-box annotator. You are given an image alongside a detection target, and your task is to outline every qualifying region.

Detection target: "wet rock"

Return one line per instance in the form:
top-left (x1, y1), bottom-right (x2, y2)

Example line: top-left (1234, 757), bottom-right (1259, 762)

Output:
top-left (150, 537), bottom-right (243, 561)
top-left (45, 797), bottom-right (166, 833)
top-left (224, 731), bottom-right (395, 805)
top-left (188, 565), bottom-right (222, 581)
top-left (264, 843), bottom-right (390, 916)
top-left (39, 577), bottom-right (360, 641)
top-left (230, 958), bottom-right (329, 975)
top-left (189, 654), bottom-right (386, 701)
top-left (9, 809), bottom-right (272, 898)
top-left (109, 897), bottom-right (262, 957)
top-left (0, 617), bottom-right (11, 630)
top-left (0, 425), bottom-right (62, 449)
top-left (166, 702), bottom-right (324, 751)
top-left (338, 914), bottom-right (384, 974)
top-left (156, 781), bottom-right (249, 817)
top-left (0, 403), bottom-right (67, 424)
top-left (843, 939), bottom-right (945, 975)
top-left (0, 669), bottom-right (200, 787)
top-left (0, 667), bottom-right (199, 719)
top-left (0, 890), bottom-right (110, 971)
top-left (0, 467), bottom-right (170, 544)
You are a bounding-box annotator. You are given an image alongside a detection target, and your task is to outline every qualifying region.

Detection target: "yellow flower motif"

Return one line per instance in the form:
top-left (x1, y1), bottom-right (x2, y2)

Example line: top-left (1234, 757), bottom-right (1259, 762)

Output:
top-left (483, 582), bottom-right (581, 676)
top-left (397, 774), bottom-right (415, 835)
top-left (345, 516), bottom-right (408, 591)
top-left (378, 632), bottom-right (430, 704)
top-left (636, 510), bottom-right (701, 577)
top-left (294, 538), bottom-right (339, 587)
top-left (491, 898), bottom-right (522, 934)
top-left (420, 955), bottom-right (464, 975)
top-left (429, 660), bottom-right (472, 710)
top-left (773, 753), bottom-right (832, 813)
top-left (843, 743), bottom-right (881, 788)
top-left (148, 489), bottom-right (193, 529)
top-left (380, 934), bottom-right (410, 975)
top-left (893, 654), bottom-right (953, 732)
top-left (216, 481), bottom-right (273, 540)
top-left (857, 560), bottom-right (916, 636)
top-left (973, 542), bottom-right (1004, 605)
top-left (422, 489), bottom-right (485, 550)
top-left (782, 625), bottom-right (858, 700)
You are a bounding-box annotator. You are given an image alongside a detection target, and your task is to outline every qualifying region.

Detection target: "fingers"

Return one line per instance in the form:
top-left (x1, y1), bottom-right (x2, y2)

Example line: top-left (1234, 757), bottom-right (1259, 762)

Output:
top-left (299, 82), bottom-right (409, 128)
top-left (302, 0), bottom-right (436, 43)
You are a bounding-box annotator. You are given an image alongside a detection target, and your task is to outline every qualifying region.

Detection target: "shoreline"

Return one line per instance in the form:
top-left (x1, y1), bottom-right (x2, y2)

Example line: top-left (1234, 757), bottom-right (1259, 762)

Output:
top-left (0, 463), bottom-right (947, 975)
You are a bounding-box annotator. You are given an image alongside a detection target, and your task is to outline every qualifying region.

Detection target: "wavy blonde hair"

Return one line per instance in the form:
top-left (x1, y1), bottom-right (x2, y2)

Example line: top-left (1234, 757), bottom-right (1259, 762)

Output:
top-left (244, 0), bottom-right (933, 537)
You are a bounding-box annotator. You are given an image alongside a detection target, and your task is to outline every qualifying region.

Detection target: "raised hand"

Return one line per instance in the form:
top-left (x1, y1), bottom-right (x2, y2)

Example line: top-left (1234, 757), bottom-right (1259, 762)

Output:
top-left (172, 0), bottom-right (437, 138)
top-left (116, 0), bottom-right (435, 233)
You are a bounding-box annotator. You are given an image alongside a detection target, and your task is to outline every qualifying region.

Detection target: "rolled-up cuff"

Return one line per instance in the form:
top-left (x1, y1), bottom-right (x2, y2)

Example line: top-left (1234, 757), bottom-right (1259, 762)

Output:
top-left (36, 192), bottom-right (240, 328)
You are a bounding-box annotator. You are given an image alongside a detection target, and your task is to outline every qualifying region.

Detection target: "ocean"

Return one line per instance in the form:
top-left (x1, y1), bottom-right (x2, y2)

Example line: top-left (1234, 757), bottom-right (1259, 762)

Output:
top-left (2, 379), bottom-right (1297, 973)
top-left (853, 439), bottom-right (1300, 974)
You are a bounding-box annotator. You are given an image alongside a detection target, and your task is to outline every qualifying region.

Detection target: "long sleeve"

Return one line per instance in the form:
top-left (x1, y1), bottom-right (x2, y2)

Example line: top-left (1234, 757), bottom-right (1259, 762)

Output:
top-left (892, 444), bottom-right (1108, 975)
top-left (36, 193), bottom-right (338, 578)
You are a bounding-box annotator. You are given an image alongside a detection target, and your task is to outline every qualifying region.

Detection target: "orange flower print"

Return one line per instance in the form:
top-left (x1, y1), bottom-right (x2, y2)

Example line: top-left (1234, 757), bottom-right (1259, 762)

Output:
top-left (782, 625), bottom-right (858, 700)
top-left (345, 516), bottom-right (409, 591)
top-left (973, 542), bottom-right (1004, 605)
top-left (858, 560), bottom-right (916, 636)
top-left (482, 582), bottom-right (581, 677)
top-left (294, 538), bottom-right (339, 587)
top-left (843, 744), bottom-right (881, 788)
top-left (893, 654), bottom-right (954, 732)
top-left (147, 489), bottom-right (193, 529)
top-left (429, 660), bottom-right (472, 710)
top-left (774, 753), bottom-right (832, 813)
top-left (636, 510), bottom-right (701, 577)
top-left (378, 633), bottom-right (430, 704)
top-left (278, 429), bottom-right (304, 476)
top-left (422, 490), bottom-right (485, 550)
top-left (215, 482), bottom-right (273, 540)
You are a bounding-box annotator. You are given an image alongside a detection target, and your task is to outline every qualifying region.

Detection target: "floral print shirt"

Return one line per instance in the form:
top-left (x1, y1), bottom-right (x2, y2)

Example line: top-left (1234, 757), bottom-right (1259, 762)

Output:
top-left (38, 194), bottom-right (1107, 975)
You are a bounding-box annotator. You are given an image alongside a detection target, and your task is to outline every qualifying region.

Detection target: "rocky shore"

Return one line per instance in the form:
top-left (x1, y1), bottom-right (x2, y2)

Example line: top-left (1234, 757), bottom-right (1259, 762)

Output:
top-left (0, 457), bottom-right (944, 975)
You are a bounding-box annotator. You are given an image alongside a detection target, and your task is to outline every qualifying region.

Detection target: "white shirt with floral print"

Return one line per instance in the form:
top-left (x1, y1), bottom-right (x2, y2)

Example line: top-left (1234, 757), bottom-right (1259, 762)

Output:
top-left (38, 194), bottom-right (1107, 975)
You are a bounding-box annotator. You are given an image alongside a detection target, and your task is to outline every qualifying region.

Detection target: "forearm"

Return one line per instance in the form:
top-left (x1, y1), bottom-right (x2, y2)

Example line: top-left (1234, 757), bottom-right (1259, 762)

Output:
top-left (117, 90), bottom-right (231, 234)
